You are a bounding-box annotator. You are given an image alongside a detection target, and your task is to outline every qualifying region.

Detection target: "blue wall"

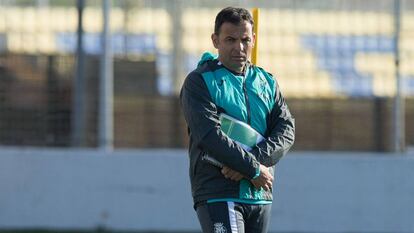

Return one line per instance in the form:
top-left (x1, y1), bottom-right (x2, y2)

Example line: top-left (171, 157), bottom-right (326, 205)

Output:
top-left (0, 148), bottom-right (413, 232)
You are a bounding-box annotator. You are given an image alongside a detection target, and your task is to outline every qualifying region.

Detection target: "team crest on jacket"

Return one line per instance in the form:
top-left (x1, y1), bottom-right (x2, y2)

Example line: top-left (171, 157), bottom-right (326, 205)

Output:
top-left (213, 222), bottom-right (227, 233)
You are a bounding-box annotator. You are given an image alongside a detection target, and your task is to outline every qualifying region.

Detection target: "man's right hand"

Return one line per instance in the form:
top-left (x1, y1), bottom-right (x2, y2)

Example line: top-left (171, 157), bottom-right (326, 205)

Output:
top-left (250, 164), bottom-right (273, 191)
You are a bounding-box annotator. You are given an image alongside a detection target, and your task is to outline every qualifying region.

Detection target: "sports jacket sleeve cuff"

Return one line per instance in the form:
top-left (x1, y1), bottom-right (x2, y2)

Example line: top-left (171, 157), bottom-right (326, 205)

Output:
top-left (252, 166), bottom-right (260, 179)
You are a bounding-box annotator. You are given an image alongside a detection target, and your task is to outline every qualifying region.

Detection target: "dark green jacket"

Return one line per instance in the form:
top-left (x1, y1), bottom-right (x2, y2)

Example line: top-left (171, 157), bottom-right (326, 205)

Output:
top-left (180, 52), bottom-right (295, 207)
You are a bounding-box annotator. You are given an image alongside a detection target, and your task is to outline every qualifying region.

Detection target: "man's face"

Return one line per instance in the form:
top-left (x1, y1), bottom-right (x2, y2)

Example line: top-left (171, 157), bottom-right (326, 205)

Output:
top-left (212, 21), bottom-right (255, 73)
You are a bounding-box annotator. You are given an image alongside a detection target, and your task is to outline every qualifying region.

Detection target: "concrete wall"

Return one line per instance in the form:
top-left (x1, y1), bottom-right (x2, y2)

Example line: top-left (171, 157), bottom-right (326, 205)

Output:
top-left (0, 148), bottom-right (413, 233)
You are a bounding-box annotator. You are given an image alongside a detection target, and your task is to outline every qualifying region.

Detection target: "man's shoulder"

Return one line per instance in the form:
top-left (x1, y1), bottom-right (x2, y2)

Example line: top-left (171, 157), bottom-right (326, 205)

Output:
top-left (253, 65), bottom-right (277, 86)
top-left (186, 59), bottom-right (221, 81)
top-left (192, 59), bottom-right (221, 74)
top-left (253, 65), bottom-right (274, 79)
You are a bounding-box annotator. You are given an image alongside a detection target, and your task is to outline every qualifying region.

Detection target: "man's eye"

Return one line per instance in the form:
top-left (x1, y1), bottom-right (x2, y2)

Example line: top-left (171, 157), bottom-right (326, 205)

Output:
top-left (226, 38), bottom-right (235, 42)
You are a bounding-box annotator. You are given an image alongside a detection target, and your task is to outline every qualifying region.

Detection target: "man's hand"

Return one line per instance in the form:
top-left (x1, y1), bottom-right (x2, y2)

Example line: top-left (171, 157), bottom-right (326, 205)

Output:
top-left (221, 166), bottom-right (244, 182)
top-left (250, 164), bottom-right (274, 191)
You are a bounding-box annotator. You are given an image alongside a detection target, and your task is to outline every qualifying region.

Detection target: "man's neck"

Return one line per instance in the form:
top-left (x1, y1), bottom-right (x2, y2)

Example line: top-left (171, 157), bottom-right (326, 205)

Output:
top-left (217, 60), bottom-right (247, 76)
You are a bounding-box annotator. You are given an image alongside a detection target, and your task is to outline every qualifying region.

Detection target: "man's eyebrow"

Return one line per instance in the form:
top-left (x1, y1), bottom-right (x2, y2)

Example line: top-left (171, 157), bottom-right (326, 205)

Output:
top-left (224, 36), bottom-right (236, 39)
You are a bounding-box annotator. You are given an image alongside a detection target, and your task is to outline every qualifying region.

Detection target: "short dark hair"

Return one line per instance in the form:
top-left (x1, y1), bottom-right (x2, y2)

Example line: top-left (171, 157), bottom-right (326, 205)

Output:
top-left (214, 7), bottom-right (254, 35)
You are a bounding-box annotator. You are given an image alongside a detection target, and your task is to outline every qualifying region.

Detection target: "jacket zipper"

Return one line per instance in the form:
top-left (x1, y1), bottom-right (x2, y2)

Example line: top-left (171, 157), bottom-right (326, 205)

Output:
top-left (243, 75), bottom-right (251, 125)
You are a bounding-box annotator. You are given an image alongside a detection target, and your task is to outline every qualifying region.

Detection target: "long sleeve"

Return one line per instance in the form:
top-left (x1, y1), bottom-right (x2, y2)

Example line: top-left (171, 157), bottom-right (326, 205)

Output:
top-left (250, 80), bottom-right (295, 167)
top-left (180, 71), bottom-right (260, 179)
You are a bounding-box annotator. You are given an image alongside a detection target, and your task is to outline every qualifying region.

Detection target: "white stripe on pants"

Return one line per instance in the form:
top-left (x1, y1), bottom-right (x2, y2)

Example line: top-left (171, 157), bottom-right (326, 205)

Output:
top-left (227, 201), bottom-right (238, 233)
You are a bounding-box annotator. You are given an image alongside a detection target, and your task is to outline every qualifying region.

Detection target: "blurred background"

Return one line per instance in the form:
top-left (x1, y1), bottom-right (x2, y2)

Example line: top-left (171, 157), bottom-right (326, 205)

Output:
top-left (0, 0), bottom-right (413, 151)
top-left (0, 0), bottom-right (414, 233)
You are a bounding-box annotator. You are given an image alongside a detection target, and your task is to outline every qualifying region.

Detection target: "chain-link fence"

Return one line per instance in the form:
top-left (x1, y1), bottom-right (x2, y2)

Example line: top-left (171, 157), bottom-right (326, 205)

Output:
top-left (0, 0), bottom-right (413, 150)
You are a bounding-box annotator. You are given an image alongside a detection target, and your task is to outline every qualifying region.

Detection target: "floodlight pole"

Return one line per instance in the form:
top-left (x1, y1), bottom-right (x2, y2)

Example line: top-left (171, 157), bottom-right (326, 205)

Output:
top-left (99, 0), bottom-right (114, 151)
top-left (393, 0), bottom-right (405, 153)
top-left (72, 0), bottom-right (86, 147)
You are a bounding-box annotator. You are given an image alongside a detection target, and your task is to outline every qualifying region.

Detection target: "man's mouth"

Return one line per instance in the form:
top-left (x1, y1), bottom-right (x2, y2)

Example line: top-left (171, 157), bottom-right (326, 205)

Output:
top-left (232, 56), bottom-right (245, 61)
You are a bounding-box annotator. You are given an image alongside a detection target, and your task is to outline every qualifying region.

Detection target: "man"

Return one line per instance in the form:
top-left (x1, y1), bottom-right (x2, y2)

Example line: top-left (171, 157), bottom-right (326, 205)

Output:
top-left (180, 7), bottom-right (295, 233)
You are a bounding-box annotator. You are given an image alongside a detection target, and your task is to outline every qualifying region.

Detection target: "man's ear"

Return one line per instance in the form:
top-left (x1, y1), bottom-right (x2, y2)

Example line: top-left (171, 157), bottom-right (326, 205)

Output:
top-left (252, 32), bottom-right (256, 48)
top-left (211, 33), bottom-right (219, 49)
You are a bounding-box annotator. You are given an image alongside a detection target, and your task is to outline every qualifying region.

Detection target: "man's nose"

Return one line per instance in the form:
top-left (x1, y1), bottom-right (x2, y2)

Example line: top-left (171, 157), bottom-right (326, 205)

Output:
top-left (235, 41), bottom-right (244, 51)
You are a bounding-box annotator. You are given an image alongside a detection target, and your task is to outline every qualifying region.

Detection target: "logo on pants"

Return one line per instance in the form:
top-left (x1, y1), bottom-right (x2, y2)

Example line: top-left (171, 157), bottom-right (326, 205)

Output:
top-left (214, 222), bottom-right (227, 233)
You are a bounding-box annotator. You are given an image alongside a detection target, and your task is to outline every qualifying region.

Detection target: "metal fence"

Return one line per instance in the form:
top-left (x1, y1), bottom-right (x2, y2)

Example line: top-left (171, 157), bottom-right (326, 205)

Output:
top-left (0, 0), bottom-right (412, 150)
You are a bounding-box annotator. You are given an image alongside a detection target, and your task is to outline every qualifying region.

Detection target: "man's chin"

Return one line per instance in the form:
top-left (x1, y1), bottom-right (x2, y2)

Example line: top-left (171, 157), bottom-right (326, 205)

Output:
top-left (229, 62), bottom-right (246, 73)
top-left (235, 61), bottom-right (247, 68)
